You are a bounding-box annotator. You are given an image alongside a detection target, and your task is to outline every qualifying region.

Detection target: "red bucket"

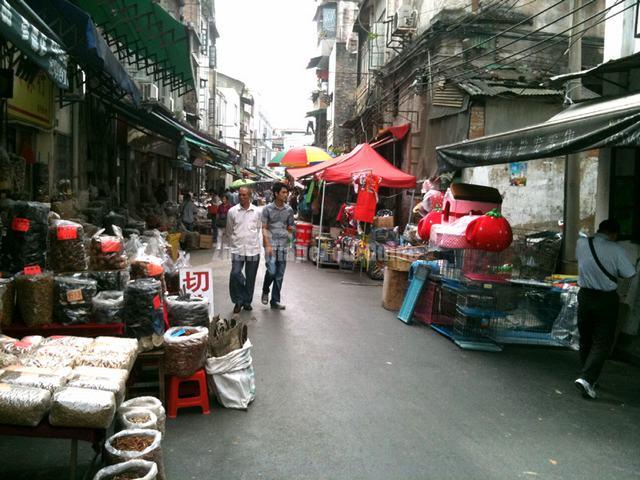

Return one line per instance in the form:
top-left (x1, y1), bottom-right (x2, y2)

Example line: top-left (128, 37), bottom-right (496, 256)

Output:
top-left (295, 222), bottom-right (313, 246)
top-left (294, 242), bottom-right (307, 260)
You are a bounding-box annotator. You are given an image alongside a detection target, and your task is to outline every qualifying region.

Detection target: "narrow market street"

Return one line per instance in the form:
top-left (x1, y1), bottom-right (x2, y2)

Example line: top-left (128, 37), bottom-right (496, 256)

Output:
top-left (3, 250), bottom-right (639, 480)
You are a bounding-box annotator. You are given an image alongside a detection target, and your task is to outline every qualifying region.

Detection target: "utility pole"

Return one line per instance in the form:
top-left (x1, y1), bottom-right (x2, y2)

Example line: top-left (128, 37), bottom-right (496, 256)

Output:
top-left (562, 0), bottom-right (582, 274)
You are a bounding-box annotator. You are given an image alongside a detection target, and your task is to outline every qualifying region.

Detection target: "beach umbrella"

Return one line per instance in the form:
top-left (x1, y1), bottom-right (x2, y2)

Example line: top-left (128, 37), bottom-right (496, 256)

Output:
top-left (230, 178), bottom-right (256, 189)
top-left (269, 146), bottom-right (331, 168)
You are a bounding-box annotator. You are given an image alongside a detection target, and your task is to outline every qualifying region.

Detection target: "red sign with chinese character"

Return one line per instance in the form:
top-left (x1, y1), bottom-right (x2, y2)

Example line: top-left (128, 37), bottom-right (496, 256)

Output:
top-left (12, 218), bottom-right (30, 232)
top-left (57, 225), bottom-right (79, 240)
top-left (179, 268), bottom-right (214, 317)
top-left (23, 265), bottom-right (42, 275)
top-left (101, 239), bottom-right (122, 253)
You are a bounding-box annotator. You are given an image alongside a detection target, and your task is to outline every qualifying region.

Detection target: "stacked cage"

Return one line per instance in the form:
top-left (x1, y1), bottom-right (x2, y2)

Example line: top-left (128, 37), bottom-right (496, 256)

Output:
top-left (510, 230), bottom-right (562, 281)
top-left (452, 286), bottom-right (503, 349)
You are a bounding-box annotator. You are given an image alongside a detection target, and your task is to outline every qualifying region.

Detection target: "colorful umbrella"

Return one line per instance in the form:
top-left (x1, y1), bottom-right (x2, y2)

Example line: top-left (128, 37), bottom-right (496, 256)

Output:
top-left (269, 146), bottom-right (331, 168)
top-left (230, 178), bottom-right (256, 189)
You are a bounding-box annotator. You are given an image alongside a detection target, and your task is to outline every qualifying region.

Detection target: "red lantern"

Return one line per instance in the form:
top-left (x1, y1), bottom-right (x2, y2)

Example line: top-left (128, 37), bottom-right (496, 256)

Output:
top-left (418, 206), bottom-right (442, 241)
top-left (465, 209), bottom-right (513, 252)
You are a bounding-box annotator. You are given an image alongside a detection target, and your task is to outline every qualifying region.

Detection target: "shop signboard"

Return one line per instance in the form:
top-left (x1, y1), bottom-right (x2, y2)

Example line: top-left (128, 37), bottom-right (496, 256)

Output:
top-left (0, 0), bottom-right (68, 89)
top-left (179, 267), bottom-right (214, 316)
top-left (7, 74), bottom-right (54, 129)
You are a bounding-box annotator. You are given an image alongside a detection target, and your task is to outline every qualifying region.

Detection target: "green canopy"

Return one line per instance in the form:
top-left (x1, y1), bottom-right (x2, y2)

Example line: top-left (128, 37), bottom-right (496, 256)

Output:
top-left (72, 0), bottom-right (195, 92)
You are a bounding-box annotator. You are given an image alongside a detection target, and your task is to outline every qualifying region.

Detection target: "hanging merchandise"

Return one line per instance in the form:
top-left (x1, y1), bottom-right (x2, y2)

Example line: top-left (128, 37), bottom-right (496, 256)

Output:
top-left (1, 201), bottom-right (50, 273)
top-left (48, 220), bottom-right (88, 272)
top-left (417, 206), bottom-right (443, 241)
top-left (353, 174), bottom-right (381, 224)
top-left (465, 209), bottom-right (513, 252)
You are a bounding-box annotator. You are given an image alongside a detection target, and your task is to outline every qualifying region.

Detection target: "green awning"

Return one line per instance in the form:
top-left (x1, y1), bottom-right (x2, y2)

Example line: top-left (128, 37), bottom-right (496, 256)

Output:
top-left (72, 0), bottom-right (195, 92)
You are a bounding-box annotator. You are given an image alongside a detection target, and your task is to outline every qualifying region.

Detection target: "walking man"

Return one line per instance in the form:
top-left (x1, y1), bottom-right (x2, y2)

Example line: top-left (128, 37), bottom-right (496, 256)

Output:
top-left (261, 182), bottom-right (295, 310)
top-left (574, 219), bottom-right (636, 399)
top-left (180, 193), bottom-right (196, 231)
top-left (227, 186), bottom-right (262, 314)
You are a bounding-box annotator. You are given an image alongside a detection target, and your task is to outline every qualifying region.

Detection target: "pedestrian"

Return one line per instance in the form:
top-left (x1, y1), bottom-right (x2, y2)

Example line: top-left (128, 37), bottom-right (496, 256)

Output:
top-left (180, 193), bottom-right (196, 231)
top-left (227, 186), bottom-right (262, 314)
top-left (215, 195), bottom-right (231, 252)
top-left (288, 188), bottom-right (299, 214)
top-left (207, 193), bottom-right (220, 242)
top-left (261, 181), bottom-right (295, 310)
top-left (574, 219), bottom-right (636, 399)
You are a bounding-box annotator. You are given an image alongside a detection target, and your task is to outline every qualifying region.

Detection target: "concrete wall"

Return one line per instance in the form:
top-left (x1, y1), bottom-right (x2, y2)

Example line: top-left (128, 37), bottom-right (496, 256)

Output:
top-left (328, 43), bottom-right (358, 149)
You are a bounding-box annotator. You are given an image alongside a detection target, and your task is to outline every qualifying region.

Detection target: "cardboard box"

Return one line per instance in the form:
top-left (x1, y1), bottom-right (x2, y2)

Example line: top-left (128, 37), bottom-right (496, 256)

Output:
top-left (374, 216), bottom-right (394, 228)
top-left (199, 234), bottom-right (214, 249)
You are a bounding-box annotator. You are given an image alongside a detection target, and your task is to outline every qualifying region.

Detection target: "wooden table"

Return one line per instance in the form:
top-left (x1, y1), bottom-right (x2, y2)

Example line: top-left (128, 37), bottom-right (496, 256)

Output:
top-left (3, 322), bottom-right (125, 338)
top-left (127, 348), bottom-right (166, 405)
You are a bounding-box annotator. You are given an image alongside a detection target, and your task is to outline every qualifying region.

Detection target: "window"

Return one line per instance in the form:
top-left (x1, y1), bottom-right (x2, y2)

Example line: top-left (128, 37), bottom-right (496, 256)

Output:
top-left (610, 148), bottom-right (640, 241)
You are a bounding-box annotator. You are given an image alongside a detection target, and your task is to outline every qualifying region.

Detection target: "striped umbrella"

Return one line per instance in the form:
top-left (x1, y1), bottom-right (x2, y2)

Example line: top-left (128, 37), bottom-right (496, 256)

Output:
top-left (269, 146), bottom-right (332, 168)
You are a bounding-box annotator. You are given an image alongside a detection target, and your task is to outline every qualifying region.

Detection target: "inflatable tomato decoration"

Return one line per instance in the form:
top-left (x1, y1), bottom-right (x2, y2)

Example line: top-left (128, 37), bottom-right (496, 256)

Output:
top-left (418, 206), bottom-right (442, 241)
top-left (465, 209), bottom-right (513, 252)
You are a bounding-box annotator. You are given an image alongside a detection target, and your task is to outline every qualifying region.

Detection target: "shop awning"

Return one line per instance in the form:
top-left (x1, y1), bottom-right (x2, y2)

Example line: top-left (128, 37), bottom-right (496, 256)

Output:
top-left (71, 0), bottom-right (195, 92)
top-left (373, 124), bottom-right (411, 142)
top-left (549, 51), bottom-right (640, 86)
top-left (26, 0), bottom-right (140, 105)
top-left (0, 0), bottom-right (68, 88)
top-left (436, 92), bottom-right (640, 173)
top-left (307, 56), bottom-right (329, 70)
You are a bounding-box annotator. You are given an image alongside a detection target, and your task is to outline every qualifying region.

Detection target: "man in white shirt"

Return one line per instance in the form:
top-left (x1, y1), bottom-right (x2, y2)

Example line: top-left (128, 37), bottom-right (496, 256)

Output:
top-left (574, 219), bottom-right (636, 399)
top-left (226, 186), bottom-right (262, 314)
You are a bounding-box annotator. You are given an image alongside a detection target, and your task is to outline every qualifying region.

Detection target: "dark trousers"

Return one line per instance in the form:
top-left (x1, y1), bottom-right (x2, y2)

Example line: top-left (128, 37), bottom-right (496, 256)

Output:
top-left (577, 288), bottom-right (619, 384)
top-left (262, 249), bottom-right (288, 305)
top-left (230, 254), bottom-right (260, 306)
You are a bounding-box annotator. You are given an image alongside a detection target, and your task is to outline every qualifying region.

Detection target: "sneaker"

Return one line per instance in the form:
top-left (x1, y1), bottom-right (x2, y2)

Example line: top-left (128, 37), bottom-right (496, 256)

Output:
top-left (243, 304), bottom-right (253, 311)
top-left (574, 378), bottom-right (597, 399)
top-left (270, 302), bottom-right (286, 310)
top-left (261, 292), bottom-right (269, 305)
top-left (233, 304), bottom-right (242, 314)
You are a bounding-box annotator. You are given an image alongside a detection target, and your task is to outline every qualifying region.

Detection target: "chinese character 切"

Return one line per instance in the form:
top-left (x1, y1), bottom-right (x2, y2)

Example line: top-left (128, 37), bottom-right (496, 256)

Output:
top-left (183, 271), bottom-right (210, 293)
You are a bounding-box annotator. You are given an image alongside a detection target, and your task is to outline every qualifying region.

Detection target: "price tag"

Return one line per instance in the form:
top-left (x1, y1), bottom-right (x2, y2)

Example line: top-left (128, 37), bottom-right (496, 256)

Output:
top-left (146, 263), bottom-right (164, 277)
top-left (23, 265), bottom-right (42, 275)
top-left (66, 289), bottom-right (83, 303)
top-left (11, 218), bottom-right (30, 232)
top-left (57, 225), bottom-right (79, 240)
top-left (152, 295), bottom-right (161, 310)
top-left (483, 283), bottom-right (493, 290)
top-left (101, 239), bottom-right (121, 253)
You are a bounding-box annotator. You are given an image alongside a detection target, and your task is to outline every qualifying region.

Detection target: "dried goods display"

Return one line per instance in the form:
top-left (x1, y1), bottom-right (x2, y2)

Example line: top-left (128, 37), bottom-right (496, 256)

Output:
top-left (166, 295), bottom-right (209, 327)
top-left (49, 386), bottom-right (116, 428)
top-left (90, 227), bottom-right (128, 271)
top-left (0, 369), bottom-right (67, 393)
top-left (72, 366), bottom-right (128, 384)
top-left (119, 397), bottom-right (165, 434)
top-left (1, 201), bottom-right (50, 273)
top-left (0, 277), bottom-right (15, 329)
top-left (15, 272), bottom-right (54, 327)
top-left (48, 220), bottom-right (88, 272)
top-left (93, 459), bottom-right (158, 480)
top-left (163, 326), bottom-right (208, 377)
top-left (76, 352), bottom-right (134, 371)
top-left (104, 429), bottom-right (165, 480)
top-left (123, 279), bottom-right (164, 339)
top-left (89, 270), bottom-right (130, 292)
top-left (54, 276), bottom-right (97, 325)
top-left (0, 351), bottom-right (18, 368)
top-left (117, 408), bottom-right (158, 432)
top-left (1, 335), bottom-right (43, 356)
top-left (0, 382), bottom-right (51, 426)
top-left (41, 335), bottom-right (94, 351)
top-left (22, 345), bottom-right (81, 369)
top-left (66, 373), bottom-right (126, 405)
top-left (92, 291), bottom-right (124, 324)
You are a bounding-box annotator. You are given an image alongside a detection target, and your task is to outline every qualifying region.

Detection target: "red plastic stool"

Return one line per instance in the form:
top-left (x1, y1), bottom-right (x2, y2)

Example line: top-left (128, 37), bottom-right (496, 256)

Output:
top-left (166, 368), bottom-right (210, 418)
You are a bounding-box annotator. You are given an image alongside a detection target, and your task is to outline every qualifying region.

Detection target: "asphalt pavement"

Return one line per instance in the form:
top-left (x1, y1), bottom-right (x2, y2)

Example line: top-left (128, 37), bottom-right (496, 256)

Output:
top-left (1, 248), bottom-right (639, 480)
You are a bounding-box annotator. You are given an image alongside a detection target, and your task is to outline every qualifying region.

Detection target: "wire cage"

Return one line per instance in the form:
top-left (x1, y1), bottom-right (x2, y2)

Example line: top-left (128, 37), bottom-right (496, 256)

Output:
top-left (510, 230), bottom-right (562, 281)
top-left (432, 281), bottom-right (460, 328)
top-left (488, 285), bottom-right (565, 345)
top-left (453, 305), bottom-right (500, 343)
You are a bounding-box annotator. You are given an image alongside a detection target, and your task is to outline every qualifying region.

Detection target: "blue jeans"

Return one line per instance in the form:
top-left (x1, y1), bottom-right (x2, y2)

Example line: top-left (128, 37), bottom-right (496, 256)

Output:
top-left (262, 249), bottom-right (287, 305)
top-left (230, 254), bottom-right (260, 306)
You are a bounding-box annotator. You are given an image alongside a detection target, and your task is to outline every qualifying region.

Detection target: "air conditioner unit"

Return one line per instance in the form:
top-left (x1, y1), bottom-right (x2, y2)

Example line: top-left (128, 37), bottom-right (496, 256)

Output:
top-left (160, 96), bottom-right (175, 111)
top-left (141, 83), bottom-right (159, 101)
top-left (393, 6), bottom-right (417, 34)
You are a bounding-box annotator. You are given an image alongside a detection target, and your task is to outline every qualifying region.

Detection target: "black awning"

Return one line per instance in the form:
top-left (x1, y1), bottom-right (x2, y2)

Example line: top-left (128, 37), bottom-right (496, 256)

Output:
top-left (26, 0), bottom-right (140, 105)
top-left (436, 92), bottom-right (640, 172)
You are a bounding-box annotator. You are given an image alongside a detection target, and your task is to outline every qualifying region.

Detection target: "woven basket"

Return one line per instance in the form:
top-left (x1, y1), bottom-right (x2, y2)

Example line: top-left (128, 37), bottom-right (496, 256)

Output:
top-left (385, 246), bottom-right (428, 272)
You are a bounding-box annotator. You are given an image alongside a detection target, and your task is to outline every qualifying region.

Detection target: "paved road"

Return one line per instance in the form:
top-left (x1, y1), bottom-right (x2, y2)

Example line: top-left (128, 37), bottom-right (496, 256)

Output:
top-left (1, 249), bottom-right (639, 479)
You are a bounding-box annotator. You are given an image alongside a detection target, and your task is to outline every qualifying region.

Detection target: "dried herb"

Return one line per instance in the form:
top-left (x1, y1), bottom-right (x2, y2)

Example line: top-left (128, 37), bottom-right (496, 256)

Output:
top-left (15, 272), bottom-right (54, 327)
top-left (123, 279), bottom-right (164, 339)
top-left (48, 220), bottom-right (88, 272)
top-left (0, 278), bottom-right (15, 329)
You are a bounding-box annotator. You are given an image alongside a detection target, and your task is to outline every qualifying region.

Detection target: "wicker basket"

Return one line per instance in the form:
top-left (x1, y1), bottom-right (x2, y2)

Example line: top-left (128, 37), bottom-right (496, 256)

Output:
top-left (385, 246), bottom-right (428, 272)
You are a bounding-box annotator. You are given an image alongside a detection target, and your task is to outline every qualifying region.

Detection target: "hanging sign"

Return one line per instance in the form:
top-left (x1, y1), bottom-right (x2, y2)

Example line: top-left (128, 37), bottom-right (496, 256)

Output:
top-left (179, 267), bottom-right (214, 317)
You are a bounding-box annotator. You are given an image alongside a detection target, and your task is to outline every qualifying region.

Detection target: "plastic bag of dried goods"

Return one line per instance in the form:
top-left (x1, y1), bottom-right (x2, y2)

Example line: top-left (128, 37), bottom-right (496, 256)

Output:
top-left (66, 372), bottom-right (126, 405)
top-left (90, 227), bottom-right (128, 271)
top-left (0, 277), bottom-right (15, 329)
top-left (76, 352), bottom-right (134, 372)
top-left (93, 459), bottom-right (158, 480)
top-left (89, 270), bottom-right (130, 292)
top-left (15, 271), bottom-right (54, 327)
top-left (118, 397), bottom-right (165, 434)
top-left (117, 408), bottom-right (158, 432)
top-left (92, 291), bottom-right (124, 324)
top-left (0, 382), bottom-right (51, 426)
top-left (21, 344), bottom-right (81, 369)
top-left (1, 201), bottom-right (49, 273)
top-left (48, 220), bottom-right (88, 272)
top-left (104, 429), bottom-right (165, 480)
top-left (123, 278), bottom-right (164, 339)
top-left (166, 294), bottom-right (209, 327)
top-left (54, 276), bottom-right (97, 325)
top-left (49, 386), bottom-right (116, 428)
top-left (72, 366), bottom-right (128, 384)
top-left (0, 368), bottom-right (67, 393)
top-left (0, 351), bottom-right (18, 368)
top-left (1, 335), bottom-right (43, 356)
top-left (163, 326), bottom-right (208, 377)
top-left (41, 335), bottom-right (94, 351)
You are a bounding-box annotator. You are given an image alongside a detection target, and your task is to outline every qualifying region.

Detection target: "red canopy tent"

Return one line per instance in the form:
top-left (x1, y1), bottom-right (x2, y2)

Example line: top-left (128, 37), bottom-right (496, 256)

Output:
top-left (318, 143), bottom-right (416, 188)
